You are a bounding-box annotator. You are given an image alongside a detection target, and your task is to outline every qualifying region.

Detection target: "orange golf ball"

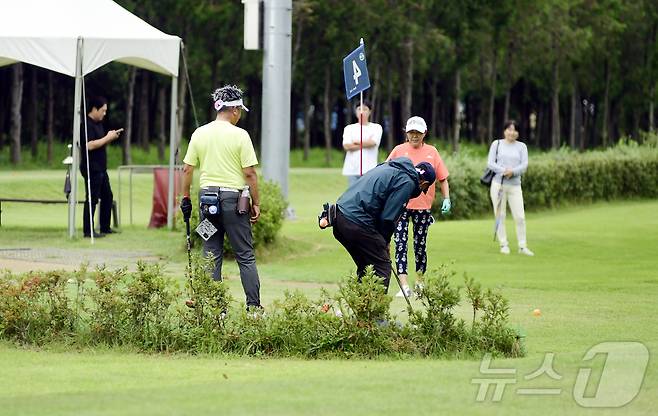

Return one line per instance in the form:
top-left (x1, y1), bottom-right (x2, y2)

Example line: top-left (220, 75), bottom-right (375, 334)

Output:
top-left (532, 308), bottom-right (541, 317)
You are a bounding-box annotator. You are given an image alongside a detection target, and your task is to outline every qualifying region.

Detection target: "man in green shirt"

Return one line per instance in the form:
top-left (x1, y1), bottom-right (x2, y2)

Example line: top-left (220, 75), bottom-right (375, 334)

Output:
top-left (180, 85), bottom-right (261, 308)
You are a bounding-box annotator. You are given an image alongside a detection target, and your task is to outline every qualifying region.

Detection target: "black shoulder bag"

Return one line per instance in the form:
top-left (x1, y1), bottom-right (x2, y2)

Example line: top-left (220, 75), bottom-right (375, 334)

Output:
top-left (480, 140), bottom-right (500, 186)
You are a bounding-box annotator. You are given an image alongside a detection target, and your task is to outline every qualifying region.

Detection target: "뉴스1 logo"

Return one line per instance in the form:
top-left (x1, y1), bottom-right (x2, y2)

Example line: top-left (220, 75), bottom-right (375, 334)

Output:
top-left (472, 341), bottom-right (649, 408)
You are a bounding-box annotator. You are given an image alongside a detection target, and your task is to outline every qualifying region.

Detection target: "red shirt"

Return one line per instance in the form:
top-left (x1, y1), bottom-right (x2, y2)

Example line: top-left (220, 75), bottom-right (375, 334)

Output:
top-left (387, 142), bottom-right (449, 210)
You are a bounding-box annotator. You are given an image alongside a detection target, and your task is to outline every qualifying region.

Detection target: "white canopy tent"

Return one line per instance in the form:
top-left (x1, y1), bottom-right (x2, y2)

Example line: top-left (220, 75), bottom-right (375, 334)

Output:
top-left (0, 0), bottom-right (182, 237)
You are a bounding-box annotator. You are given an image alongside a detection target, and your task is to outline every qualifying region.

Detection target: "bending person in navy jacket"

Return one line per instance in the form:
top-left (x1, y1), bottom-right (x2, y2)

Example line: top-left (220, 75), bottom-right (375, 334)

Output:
top-left (333, 157), bottom-right (436, 291)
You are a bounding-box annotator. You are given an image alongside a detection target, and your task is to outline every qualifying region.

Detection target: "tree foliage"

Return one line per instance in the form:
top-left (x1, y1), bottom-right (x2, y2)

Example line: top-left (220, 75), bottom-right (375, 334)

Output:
top-left (1, 0), bottom-right (657, 164)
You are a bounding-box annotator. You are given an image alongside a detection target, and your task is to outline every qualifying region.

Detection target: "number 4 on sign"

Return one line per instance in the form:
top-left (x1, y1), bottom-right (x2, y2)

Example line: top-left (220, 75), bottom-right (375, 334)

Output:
top-left (352, 60), bottom-right (361, 85)
top-left (343, 42), bottom-right (370, 100)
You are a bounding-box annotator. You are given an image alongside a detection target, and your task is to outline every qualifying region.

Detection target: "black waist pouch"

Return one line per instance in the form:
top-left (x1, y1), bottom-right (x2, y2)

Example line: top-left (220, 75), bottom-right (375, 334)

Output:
top-left (200, 191), bottom-right (221, 217)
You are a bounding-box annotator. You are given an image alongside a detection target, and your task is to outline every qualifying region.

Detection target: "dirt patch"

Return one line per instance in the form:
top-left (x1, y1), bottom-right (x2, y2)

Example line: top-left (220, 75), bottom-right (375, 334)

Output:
top-left (0, 248), bottom-right (159, 273)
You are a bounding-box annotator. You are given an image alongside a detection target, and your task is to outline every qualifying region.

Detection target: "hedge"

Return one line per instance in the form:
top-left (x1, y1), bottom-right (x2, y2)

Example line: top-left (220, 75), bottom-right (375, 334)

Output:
top-left (433, 140), bottom-right (658, 220)
top-left (0, 261), bottom-right (524, 359)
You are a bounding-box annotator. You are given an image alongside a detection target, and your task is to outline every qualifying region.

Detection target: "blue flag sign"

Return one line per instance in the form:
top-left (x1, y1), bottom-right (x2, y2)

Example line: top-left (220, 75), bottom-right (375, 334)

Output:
top-left (343, 43), bottom-right (370, 100)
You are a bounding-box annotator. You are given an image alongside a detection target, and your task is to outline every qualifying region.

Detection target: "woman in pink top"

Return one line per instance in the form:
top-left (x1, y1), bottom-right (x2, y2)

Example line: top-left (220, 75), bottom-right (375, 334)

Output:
top-left (387, 116), bottom-right (451, 298)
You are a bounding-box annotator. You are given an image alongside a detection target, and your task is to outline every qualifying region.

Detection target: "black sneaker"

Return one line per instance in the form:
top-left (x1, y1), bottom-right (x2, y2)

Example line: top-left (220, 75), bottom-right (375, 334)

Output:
top-left (101, 229), bottom-right (120, 235)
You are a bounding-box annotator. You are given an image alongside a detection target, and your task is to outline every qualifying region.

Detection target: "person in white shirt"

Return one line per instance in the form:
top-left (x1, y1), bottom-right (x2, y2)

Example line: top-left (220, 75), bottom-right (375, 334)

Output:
top-left (342, 100), bottom-right (383, 185)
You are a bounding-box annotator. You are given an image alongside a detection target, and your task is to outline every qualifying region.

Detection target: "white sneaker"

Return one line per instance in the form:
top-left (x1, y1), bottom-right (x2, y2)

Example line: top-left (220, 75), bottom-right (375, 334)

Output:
top-left (395, 286), bottom-right (412, 298)
top-left (519, 247), bottom-right (535, 256)
top-left (500, 246), bottom-right (511, 255)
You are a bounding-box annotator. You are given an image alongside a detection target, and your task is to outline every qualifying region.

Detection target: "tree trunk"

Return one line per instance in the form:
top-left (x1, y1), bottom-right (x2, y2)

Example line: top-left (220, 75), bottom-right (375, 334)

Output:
top-left (503, 89), bottom-right (511, 125)
top-left (551, 61), bottom-right (560, 149)
top-left (10, 63), bottom-right (24, 165)
top-left (138, 71), bottom-right (150, 150)
top-left (430, 73), bottom-right (438, 138)
top-left (650, 88), bottom-right (655, 133)
top-left (647, 23), bottom-right (656, 133)
top-left (123, 67), bottom-right (137, 165)
top-left (291, 15), bottom-right (304, 77)
top-left (452, 69), bottom-right (461, 153)
top-left (303, 80), bottom-right (312, 161)
top-left (386, 72), bottom-right (395, 151)
top-left (176, 66), bottom-right (188, 163)
top-left (487, 50), bottom-right (497, 142)
top-left (29, 66), bottom-right (38, 158)
top-left (157, 85), bottom-right (167, 162)
top-left (323, 67), bottom-right (332, 166)
top-left (370, 65), bottom-right (379, 120)
top-left (534, 108), bottom-right (542, 147)
top-left (442, 93), bottom-right (450, 140)
top-left (503, 46), bottom-right (513, 124)
top-left (209, 57), bottom-right (218, 121)
top-left (400, 38), bottom-right (414, 124)
top-left (602, 59), bottom-right (611, 146)
top-left (569, 81), bottom-right (577, 149)
top-left (47, 71), bottom-right (54, 163)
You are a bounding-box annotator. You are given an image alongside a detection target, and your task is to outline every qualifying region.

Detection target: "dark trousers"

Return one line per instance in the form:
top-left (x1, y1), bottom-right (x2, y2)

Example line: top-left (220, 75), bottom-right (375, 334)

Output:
top-left (200, 190), bottom-right (261, 307)
top-left (82, 170), bottom-right (113, 235)
top-left (332, 208), bottom-right (391, 291)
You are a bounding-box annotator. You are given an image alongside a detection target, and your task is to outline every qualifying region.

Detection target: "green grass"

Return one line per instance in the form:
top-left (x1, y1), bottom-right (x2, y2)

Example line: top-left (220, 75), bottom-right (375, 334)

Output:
top-left (0, 169), bottom-right (657, 415)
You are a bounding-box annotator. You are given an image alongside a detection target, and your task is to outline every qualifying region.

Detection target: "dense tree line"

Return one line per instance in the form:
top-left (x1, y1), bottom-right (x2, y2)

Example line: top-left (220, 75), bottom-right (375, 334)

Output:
top-left (0, 0), bottom-right (656, 165)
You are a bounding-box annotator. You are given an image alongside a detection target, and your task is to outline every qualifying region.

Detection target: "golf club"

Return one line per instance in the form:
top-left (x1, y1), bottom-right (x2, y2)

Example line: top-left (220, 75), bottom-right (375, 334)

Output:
top-left (391, 265), bottom-right (413, 312)
top-left (184, 216), bottom-right (196, 308)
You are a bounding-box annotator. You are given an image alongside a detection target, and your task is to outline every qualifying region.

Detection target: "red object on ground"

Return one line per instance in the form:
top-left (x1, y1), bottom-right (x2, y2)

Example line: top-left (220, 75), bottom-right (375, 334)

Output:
top-left (149, 168), bottom-right (182, 228)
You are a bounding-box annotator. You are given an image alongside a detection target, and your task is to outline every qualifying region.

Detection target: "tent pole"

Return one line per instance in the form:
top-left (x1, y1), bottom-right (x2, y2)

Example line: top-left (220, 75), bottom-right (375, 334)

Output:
top-left (167, 74), bottom-right (178, 229)
top-left (68, 37), bottom-right (83, 238)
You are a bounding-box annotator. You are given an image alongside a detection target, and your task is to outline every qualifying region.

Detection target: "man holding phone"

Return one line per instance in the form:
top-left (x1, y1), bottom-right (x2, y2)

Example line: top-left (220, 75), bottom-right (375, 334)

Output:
top-left (80, 96), bottom-right (122, 238)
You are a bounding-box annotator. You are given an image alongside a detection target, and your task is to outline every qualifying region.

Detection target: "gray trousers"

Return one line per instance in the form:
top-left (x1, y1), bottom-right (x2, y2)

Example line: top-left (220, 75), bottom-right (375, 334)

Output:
top-left (199, 190), bottom-right (261, 307)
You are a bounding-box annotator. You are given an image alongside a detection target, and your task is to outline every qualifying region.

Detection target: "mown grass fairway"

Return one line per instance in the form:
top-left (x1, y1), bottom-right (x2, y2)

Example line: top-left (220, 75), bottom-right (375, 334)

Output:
top-left (0, 169), bottom-right (657, 415)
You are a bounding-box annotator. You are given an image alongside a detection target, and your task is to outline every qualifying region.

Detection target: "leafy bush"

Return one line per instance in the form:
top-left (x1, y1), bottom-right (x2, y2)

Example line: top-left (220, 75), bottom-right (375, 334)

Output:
top-left (433, 140), bottom-right (658, 220)
top-left (177, 254), bottom-right (233, 352)
top-left (0, 262), bottom-right (523, 359)
top-left (0, 270), bottom-right (75, 344)
top-left (85, 266), bottom-right (129, 345)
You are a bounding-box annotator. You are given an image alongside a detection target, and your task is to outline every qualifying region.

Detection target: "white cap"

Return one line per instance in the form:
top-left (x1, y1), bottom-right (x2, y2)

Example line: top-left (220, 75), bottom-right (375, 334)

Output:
top-left (405, 116), bottom-right (427, 133)
top-left (214, 98), bottom-right (249, 112)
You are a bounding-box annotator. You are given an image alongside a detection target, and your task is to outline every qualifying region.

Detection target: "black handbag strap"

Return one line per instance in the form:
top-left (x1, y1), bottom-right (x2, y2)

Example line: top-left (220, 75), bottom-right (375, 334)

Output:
top-left (494, 140), bottom-right (504, 184)
top-left (494, 139), bottom-right (500, 163)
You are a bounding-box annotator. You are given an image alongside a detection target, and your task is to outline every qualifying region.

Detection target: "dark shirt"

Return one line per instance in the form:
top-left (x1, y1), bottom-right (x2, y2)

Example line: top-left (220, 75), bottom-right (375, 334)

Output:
top-left (80, 116), bottom-right (107, 173)
top-left (336, 157), bottom-right (421, 242)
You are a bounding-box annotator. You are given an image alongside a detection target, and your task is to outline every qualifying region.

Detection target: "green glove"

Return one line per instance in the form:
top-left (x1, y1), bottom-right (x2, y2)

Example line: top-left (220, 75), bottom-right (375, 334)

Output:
top-left (441, 198), bottom-right (451, 215)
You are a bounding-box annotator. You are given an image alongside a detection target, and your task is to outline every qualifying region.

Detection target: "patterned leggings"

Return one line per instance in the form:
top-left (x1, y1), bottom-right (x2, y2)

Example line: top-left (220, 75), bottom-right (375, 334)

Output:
top-left (393, 209), bottom-right (434, 275)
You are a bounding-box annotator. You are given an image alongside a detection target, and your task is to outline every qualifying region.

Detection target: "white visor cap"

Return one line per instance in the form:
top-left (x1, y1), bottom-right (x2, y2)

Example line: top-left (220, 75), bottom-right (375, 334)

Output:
top-left (405, 116), bottom-right (427, 133)
top-left (214, 99), bottom-right (249, 112)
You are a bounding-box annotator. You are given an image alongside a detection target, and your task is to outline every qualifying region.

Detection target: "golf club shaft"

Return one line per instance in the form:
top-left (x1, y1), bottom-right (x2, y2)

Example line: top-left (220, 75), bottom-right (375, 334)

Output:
top-left (185, 218), bottom-right (194, 297)
top-left (391, 266), bottom-right (413, 311)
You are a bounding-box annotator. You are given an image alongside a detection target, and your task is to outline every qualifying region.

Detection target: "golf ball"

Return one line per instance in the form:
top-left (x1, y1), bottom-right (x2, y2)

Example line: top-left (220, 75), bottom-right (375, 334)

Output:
top-left (532, 308), bottom-right (541, 317)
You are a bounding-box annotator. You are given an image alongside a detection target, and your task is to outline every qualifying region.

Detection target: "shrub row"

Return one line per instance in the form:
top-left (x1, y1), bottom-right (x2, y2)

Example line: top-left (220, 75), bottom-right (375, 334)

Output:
top-left (0, 260), bottom-right (523, 359)
top-left (433, 140), bottom-right (658, 220)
